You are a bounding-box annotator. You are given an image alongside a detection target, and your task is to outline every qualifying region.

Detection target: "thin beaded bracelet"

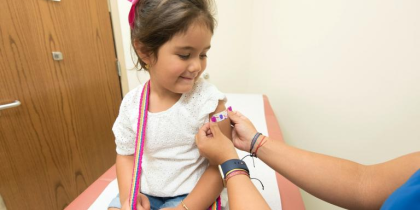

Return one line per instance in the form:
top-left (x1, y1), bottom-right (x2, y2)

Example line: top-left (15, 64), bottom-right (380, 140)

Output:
top-left (181, 200), bottom-right (190, 210)
top-left (249, 132), bottom-right (262, 153)
top-left (253, 136), bottom-right (267, 157)
top-left (225, 170), bottom-right (250, 183)
top-left (225, 168), bottom-right (248, 177)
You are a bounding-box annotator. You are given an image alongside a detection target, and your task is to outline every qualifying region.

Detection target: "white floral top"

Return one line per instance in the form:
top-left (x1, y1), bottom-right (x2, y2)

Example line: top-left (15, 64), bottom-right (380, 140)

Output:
top-left (113, 78), bottom-right (226, 196)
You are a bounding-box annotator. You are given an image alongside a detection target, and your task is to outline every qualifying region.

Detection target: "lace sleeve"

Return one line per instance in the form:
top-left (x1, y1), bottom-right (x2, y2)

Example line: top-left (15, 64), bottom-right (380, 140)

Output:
top-left (112, 88), bottom-right (140, 155)
top-left (195, 79), bottom-right (227, 122)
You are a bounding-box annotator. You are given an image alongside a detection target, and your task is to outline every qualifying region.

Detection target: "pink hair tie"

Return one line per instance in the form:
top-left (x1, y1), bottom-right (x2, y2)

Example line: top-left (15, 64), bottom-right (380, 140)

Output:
top-left (128, 0), bottom-right (140, 29)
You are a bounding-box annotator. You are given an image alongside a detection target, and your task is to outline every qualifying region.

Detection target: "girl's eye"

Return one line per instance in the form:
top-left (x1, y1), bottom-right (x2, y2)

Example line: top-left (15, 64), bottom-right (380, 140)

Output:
top-left (178, 54), bottom-right (190, 59)
top-left (200, 54), bottom-right (208, 59)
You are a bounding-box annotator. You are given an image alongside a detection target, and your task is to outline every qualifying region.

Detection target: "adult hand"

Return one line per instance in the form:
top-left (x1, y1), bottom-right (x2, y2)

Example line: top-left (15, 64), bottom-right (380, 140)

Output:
top-left (121, 193), bottom-right (151, 210)
top-left (227, 110), bottom-right (258, 152)
top-left (196, 121), bottom-right (239, 165)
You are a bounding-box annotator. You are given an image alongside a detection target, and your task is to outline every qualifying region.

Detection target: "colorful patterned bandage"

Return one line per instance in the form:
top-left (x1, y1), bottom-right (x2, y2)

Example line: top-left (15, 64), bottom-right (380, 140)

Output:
top-left (211, 110), bottom-right (228, 122)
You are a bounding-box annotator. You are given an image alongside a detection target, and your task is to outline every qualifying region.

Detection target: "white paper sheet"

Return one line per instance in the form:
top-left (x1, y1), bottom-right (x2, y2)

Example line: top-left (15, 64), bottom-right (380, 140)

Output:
top-left (226, 94), bottom-right (282, 210)
top-left (89, 179), bottom-right (118, 210)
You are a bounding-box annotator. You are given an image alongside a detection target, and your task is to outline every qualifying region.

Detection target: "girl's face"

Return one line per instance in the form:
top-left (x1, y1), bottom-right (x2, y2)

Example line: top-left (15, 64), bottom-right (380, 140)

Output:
top-left (149, 21), bottom-right (212, 94)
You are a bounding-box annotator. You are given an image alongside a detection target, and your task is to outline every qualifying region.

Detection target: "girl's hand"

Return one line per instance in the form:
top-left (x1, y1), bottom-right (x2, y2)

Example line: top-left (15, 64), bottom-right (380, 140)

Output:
top-left (121, 193), bottom-right (151, 210)
top-left (227, 110), bottom-right (258, 152)
top-left (196, 121), bottom-right (239, 165)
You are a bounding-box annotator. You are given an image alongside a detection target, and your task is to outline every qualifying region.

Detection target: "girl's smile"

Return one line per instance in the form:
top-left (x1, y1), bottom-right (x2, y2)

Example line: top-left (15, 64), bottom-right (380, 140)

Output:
top-left (146, 21), bottom-right (213, 95)
top-left (179, 75), bottom-right (196, 82)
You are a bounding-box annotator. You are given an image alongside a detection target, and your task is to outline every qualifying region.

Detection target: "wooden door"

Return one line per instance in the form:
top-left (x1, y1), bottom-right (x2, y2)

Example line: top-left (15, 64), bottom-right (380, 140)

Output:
top-left (0, 0), bottom-right (121, 209)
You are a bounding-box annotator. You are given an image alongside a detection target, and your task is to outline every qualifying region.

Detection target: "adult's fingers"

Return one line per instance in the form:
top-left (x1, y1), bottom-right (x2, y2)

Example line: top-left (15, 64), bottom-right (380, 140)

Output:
top-left (195, 123), bottom-right (210, 148)
top-left (197, 122), bottom-right (210, 138)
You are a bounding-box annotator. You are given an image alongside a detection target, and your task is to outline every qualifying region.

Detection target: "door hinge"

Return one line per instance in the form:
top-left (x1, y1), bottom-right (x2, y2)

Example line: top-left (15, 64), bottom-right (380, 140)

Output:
top-left (116, 60), bottom-right (121, 77)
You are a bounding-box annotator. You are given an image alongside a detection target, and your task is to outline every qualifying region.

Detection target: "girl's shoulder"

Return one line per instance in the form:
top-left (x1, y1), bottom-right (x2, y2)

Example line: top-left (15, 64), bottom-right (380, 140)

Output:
top-left (183, 79), bottom-right (225, 120)
top-left (187, 78), bottom-right (220, 97)
top-left (181, 78), bottom-right (226, 111)
top-left (119, 83), bottom-right (145, 110)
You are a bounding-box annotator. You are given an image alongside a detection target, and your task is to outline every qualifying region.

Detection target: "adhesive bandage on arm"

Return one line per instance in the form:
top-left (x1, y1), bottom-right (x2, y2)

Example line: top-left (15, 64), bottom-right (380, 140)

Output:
top-left (211, 110), bottom-right (228, 123)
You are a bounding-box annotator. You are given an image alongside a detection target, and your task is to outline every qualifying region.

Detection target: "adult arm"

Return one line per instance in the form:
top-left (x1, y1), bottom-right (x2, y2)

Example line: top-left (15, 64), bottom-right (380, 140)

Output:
top-left (228, 110), bottom-right (420, 209)
top-left (195, 121), bottom-right (271, 210)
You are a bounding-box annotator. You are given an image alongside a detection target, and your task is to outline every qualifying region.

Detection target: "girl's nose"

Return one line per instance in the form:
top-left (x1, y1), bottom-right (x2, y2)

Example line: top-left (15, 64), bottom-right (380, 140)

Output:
top-left (188, 58), bottom-right (201, 73)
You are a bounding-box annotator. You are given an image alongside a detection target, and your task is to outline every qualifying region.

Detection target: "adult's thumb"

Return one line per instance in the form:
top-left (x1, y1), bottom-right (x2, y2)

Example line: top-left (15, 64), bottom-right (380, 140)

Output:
top-left (227, 109), bottom-right (241, 124)
top-left (209, 120), bottom-right (222, 136)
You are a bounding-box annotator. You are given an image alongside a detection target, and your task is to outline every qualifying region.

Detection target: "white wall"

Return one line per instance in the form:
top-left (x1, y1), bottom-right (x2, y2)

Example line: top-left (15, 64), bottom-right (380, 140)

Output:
top-left (117, 1), bottom-right (420, 209)
top-left (117, 0), bottom-right (150, 90)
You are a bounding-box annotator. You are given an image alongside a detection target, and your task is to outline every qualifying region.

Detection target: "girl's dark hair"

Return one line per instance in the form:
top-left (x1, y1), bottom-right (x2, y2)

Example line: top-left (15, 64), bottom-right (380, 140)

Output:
top-left (132, 0), bottom-right (216, 70)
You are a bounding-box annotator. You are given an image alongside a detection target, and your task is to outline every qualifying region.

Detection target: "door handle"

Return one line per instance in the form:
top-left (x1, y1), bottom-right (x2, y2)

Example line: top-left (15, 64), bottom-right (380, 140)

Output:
top-left (0, 100), bottom-right (21, 111)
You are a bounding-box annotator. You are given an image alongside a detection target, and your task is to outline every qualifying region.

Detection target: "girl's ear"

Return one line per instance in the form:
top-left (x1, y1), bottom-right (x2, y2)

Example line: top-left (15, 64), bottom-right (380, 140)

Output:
top-left (133, 40), bottom-right (152, 65)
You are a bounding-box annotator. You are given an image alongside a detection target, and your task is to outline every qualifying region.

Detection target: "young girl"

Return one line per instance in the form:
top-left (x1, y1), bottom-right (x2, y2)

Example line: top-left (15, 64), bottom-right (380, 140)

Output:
top-left (108, 0), bottom-right (231, 209)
